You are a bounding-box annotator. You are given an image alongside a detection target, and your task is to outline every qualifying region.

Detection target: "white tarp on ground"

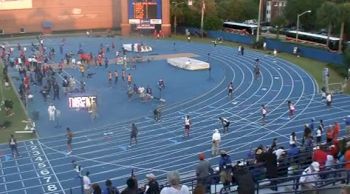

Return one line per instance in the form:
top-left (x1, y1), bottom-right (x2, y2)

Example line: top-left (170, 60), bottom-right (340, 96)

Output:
top-left (167, 57), bottom-right (210, 70)
top-left (123, 44), bottom-right (152, 52)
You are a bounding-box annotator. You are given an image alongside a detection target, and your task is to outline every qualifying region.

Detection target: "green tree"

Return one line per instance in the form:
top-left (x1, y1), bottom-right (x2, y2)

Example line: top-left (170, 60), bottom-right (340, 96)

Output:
top-left (338, 3), bottom-right (350, 51)
top-left (317, 2), bottom-right (339, 48)
top-left (271, 16), bottom-right (287, 39)
top-left (284, 0), bottom-right (325, 30)
top-left (216, 0), bottom-right (258, 22)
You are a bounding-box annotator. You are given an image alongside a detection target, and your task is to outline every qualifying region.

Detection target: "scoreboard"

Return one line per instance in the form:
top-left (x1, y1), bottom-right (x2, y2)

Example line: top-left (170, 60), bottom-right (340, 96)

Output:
top-left (128, 0), bottom-right (162, 29)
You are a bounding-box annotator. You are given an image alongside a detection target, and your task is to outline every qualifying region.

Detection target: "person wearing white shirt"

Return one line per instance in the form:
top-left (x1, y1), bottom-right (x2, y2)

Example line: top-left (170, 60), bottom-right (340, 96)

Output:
top-left (290, 132), bottom-right (297, 146)
top-left (184, 115), bottom-right (191, 138)
top-left (326, 93), bottom-right (332, 107)
top-left (316, 126), bottom-right (322, 144)
top-left (160, 171), bottom-right (189, 194)
top-left (273, 147), bottom-right (285, 160)
top-left (212, 129), bottom-right (221, 156)
top-left (299, 162), bottom-right (320, 193)
top-left (83, 171), bottom-right (92, 194)
top-left (48, 104), bottom-right (56, 121)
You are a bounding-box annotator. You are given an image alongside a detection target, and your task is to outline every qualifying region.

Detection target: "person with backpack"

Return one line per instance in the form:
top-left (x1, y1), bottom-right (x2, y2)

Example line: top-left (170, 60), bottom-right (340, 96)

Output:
top-left (103, 179), bottom-right (119, 194)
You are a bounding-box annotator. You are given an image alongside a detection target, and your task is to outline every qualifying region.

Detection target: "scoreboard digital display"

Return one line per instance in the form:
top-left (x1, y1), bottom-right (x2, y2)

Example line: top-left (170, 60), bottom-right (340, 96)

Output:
top-left (133, 1), bottom-right (158, 20)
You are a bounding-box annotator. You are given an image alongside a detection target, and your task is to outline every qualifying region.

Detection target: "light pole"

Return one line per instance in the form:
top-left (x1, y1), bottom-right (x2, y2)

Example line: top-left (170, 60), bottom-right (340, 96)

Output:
top-left (172, 1), bottom-right (185, 35)
top-left (256, 0), bottom-right (263, 42)
top-left (296, 10), bottom-right (311, 42)
top-left (200, 0), bottom-right (205, 38)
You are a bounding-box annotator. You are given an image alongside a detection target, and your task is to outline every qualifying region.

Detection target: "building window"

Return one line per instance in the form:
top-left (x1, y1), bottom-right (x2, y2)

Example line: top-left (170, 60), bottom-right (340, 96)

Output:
top-left (0, 29), bottom-right (4, 34)
top-left (20, 28), bottom-right (25, 33)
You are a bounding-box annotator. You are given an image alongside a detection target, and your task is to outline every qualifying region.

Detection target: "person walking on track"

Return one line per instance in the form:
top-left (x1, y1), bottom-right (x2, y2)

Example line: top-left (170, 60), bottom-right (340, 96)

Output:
top-left (184, 115), bottom-right (191, 138)
top-left (129, 123), bottom-right (138, 147)
top-left (66, 127), bottom-right (74, 155)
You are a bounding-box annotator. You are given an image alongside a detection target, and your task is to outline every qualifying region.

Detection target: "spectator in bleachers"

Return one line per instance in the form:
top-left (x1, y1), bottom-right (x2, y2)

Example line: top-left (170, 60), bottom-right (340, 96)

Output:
top-left (121, 177), bottom-right (139, 194)
top-left (219, 150), bottom-right (232, 187)
top-left (290, 132), bottom-right (298, 146)
top-left (344, 142), bottom-right (350, 170)
top-left (326, 125), bottom-right (334, 144)
top-left (160, 171), bottom-right (189, 194)
top-left (345, 116), bottom-right (350, 136)
top-left (287, 144), bottom-right (300, 162)
top-left (302, 124), bottom-right (312, 147)
top-left (333, 122), bottom-right (340, 140)
top-left (273, 146), bottom-right (286, 160)
top-left (325, 155), bottom-right (336, 171)
top-left (299, 161), bottom-right (320, 194)
top-left (91, 183), bottom-right (102, 194)
top-left (144, 173), bottom-right (160, 194)
top-left (232, 162), bottom-right (255, 194)
top-left (313, 146), bottom-right (327, 171)
top-left (103, 179), bottom-right (119, 194)
top-left (277, 153), bottom-right (289, 177)
top-left (83, 171), bottom-right (92, 194)
top-left (341, 185), bottom-right (350, 194)
top-left (316, 126), bottom-right (323, 144)
top-left (255, 145), bottom-right (265, 163)
top-left (196, 152), bottom-right (211, 190)
top-left (263, 148), bottom-right (278, 191)
top-left (193, 184), bottom-right (205, 194)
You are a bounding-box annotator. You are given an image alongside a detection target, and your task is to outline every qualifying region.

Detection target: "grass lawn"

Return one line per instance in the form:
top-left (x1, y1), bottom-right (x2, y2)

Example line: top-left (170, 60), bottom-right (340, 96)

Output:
top-left (0, 61), bottom-right (35, 144)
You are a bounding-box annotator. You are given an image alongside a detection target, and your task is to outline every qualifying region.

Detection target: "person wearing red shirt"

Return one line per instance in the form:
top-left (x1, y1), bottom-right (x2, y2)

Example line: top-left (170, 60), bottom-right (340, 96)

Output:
top-left (333, 122), bottom-right (340, 140)
top-left (344, 143), bottom-right (350, 170)
top-left (313, 146), bottom-right (328, 170)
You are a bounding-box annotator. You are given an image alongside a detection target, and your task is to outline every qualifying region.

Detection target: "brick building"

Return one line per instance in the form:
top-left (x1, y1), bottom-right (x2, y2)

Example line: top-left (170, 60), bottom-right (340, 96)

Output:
top-left (0, 0), bottom-right (171, 36)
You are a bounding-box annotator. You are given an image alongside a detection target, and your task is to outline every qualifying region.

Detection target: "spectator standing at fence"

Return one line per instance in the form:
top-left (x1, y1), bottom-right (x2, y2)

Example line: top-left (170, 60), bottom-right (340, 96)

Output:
top-left (129, 123), bottom-right (138, 147)
top-left (103, 179), bottom-right (119, 194)
top-left (299, 161), bottom-right (320, 194)
top-left (160, 171), bottom-right (189, 194)
top-left (344, 142), bottom-right (350, 170)
top-left (83, 171), bottom-right (92, 194)
top-left (91, 183), bottom-right (102, 194)
top-left (9, 134), bottom-right (20, 158)
top-left (144, 173), bottom-right (160, 194)
top-left (211, 129), bottom-right (221, 156)
top-left (196, 153), bottom-right (211, 191)
top-left (184, 115), bottom-right (191, 138)
top-left (263, 148), bottom-right (278, 191)
top-left (316, 126), bottom-right (322, 144)
top-left (290, 131), bottom-right (297, 146)
top-left (219, 150), bottom-right (232, 188)
top-left (121, 177), bottom-right (139, 194)
top-left (345, 115), bottom-right (350, 136)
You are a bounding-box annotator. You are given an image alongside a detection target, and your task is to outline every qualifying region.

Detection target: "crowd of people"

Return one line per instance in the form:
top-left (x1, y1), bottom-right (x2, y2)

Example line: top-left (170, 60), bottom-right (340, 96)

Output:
top-left (2, 35), bottom-right (350, 194)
